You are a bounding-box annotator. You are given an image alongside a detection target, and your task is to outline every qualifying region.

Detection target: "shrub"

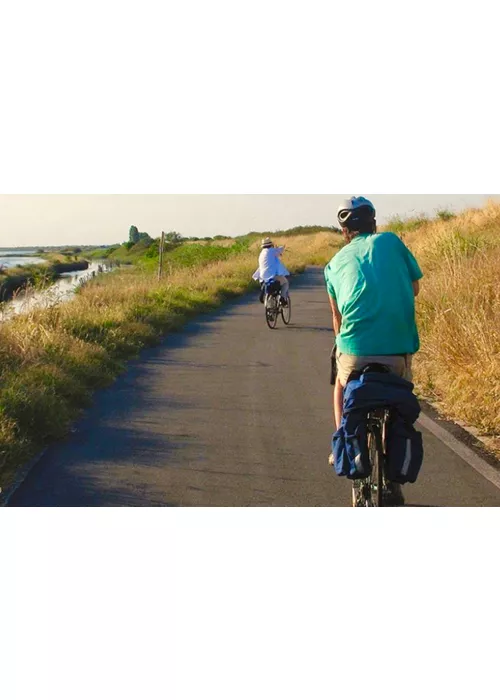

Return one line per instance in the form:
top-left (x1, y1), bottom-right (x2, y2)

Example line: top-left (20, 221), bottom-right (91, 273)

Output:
top-left (436, 209), bottom-right (455, 222)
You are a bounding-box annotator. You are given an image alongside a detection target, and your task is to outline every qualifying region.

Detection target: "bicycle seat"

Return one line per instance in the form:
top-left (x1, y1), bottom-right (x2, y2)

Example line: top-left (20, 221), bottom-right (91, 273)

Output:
top-left (346, 363), bottom-right (391, 384)
top-left (361, 363), bottom-right (391, 375)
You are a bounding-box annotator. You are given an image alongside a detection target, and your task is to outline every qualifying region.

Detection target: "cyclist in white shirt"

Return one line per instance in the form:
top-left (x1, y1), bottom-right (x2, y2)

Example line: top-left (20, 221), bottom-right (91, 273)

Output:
top-left (252, 238), bottom-right (290, 304)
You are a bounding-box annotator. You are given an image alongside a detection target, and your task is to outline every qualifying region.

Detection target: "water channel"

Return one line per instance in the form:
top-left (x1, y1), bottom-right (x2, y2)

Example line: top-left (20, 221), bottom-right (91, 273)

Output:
top-left (0, 260), bottom-right (114, 321)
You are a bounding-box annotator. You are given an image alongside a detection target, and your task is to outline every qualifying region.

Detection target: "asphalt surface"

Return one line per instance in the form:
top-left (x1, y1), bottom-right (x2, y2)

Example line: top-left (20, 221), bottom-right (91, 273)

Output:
top-left (9, 268), bottom-right (500, 507)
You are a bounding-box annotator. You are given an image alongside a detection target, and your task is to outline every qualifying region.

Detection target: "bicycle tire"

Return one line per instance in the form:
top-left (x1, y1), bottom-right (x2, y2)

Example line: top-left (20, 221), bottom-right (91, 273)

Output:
top-left (369, 429), bottom-right (384, 507)
top-left (281, 295), bottom-right (292, 325)
top-left (352, 481), bottom-right (362, 507)
top-left (265, 295), bottom-right (279, 329)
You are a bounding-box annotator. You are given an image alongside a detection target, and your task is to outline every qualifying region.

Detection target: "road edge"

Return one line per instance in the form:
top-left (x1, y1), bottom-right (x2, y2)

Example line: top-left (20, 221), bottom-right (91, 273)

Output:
top-left (417, 412), bottom-right (500, 491)
top-left (0, 448), bottom-right (49, 507)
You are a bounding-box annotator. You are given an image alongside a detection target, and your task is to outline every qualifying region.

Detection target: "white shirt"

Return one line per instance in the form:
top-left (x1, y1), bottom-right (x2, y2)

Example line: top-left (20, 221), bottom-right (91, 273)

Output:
top-left (252, 246), bottom-right (290, 283)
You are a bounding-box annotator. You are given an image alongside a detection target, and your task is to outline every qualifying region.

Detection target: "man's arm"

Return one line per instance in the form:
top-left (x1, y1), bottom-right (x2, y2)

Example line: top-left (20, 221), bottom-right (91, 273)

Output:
top-left (413, 280), bottom-right (420, 297)
top-left (328, 295), bottom-right (342, 336)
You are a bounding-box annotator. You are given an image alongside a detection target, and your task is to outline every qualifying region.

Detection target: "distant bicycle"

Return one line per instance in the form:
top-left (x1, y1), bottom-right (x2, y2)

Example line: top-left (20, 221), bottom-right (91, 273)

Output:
top-left (263, 279), bottom-right (292, 330)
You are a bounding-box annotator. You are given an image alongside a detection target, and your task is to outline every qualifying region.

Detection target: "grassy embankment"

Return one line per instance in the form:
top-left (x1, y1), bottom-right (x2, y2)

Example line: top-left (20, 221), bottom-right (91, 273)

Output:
top-left (0, 229), bottom-right (340, 490)
top-left (389, 202), bottom-right (500, 456)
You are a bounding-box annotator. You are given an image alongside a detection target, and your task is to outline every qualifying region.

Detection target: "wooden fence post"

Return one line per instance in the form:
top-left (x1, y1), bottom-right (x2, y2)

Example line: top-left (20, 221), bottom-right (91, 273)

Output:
top-left (158, 231), bottom-right (166, 281)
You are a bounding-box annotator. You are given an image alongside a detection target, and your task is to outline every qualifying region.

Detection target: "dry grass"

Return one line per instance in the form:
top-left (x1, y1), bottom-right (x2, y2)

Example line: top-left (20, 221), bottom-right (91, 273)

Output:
top-left (399, 200), bottom-right (500, 454)
top-left (0, 230), bottom-right (340, 491)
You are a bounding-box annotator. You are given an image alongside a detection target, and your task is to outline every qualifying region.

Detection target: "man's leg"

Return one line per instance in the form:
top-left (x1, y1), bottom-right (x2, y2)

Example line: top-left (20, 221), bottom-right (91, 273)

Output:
top-left (334, 377), bottom-right (344, 430)
top-left (328, 376), bottom-right (346, 465)
top-left (404, 354), bottom-right (414, 382)
top-left (332, 353), bottom-right (353, 431)
top-left (276, 275), bottom-right (289, 300)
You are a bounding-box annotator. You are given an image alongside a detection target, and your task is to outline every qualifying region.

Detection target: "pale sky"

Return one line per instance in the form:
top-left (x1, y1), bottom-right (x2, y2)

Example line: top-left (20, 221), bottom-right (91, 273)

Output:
top-left (0, 194), bottom-right (496, 247)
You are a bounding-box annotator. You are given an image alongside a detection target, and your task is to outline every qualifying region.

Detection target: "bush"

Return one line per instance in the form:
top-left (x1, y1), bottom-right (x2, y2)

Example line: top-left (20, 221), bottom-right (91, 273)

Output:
top-left (144, 240), bottom-right (160, 259)
top-left (436, 209), bottom-right (455, 222)
top-left (99, 246), bottom-right (119, 259)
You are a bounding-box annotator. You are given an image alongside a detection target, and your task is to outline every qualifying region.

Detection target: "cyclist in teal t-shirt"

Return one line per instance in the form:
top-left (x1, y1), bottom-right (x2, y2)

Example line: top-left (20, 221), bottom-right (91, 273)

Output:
top-left (325, 197), bottom-right (423, 431)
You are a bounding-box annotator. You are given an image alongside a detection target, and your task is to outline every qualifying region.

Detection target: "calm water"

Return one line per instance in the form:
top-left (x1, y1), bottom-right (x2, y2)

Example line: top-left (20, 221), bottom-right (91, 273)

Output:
top-left (0, 249), bottom-right (45, 268)
top-left (0, 261), bottom-right (112, 320)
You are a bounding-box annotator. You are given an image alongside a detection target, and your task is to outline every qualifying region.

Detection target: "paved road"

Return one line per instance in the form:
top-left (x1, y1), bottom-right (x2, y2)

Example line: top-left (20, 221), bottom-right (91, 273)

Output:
top-left (9, 268), bottom-right (500, 507)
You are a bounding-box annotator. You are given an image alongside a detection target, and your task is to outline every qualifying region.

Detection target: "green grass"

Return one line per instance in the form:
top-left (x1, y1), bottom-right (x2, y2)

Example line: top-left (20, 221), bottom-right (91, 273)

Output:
top-left (86, 246), bottom-right (120, 260)
top-left (385, 213), bottom-right (430, 234)
top-left (91, 237), bottom-right (252, 271)
top-left (86, 225), bottom-right (335, 264)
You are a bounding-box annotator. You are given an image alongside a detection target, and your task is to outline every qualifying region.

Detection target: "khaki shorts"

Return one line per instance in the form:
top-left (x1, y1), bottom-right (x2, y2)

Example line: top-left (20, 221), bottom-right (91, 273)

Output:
top-left (336, 352), bottom-right (413, 387)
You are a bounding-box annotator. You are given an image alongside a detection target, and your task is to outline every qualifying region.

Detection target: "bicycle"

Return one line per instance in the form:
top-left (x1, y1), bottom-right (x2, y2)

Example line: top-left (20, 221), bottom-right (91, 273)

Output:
top-left (263, 279), bottom-right (292, 330)
top-left (345, 362), bottom-right (406, 508)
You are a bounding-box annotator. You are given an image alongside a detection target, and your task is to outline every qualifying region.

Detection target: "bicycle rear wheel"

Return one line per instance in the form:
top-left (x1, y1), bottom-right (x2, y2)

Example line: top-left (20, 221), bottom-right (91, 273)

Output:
top-left (352, 481), bottom-right (363, 507)
top-left (265, 295), bottom-right (279, 329)
top-left (281, 295), bottom-right (292, 325)
top-left (368, 430), bottom-right (384, 507)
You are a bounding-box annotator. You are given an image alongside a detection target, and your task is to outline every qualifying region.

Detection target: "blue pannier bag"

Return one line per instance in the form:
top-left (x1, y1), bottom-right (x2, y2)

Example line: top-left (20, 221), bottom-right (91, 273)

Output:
top-left (332, 429), bottom-right (350, 477)
top-left (385, 414), bottom-right (424, 484)
top-left (343, 372), bottom-right (421, 424)
top-left (332, 371), bottom-right (424, 484)
top-left (332, 411), bottom-right (371, 480)
top-left (265, 279), bottom-right (281, 295)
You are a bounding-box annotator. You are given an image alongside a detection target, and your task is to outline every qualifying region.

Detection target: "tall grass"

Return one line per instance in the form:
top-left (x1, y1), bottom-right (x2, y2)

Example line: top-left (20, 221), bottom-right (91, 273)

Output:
top-left (399, 200), bottom-right (500, 455)
top-left (386, 213), bottom-right (430, 234)
top-left (0, 230), bottom-right (340, 491)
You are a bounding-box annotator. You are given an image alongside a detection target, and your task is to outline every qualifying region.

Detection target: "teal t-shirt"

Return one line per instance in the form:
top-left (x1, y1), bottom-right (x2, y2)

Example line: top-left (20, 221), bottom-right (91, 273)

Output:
top-left (324, 232), bottom-right (423, 356)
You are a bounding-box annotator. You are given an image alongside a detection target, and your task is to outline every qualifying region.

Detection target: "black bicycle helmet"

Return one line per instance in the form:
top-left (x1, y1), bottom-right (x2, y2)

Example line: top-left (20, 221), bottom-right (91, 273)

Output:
top-left (337, 196), bottom-right (376, 232)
